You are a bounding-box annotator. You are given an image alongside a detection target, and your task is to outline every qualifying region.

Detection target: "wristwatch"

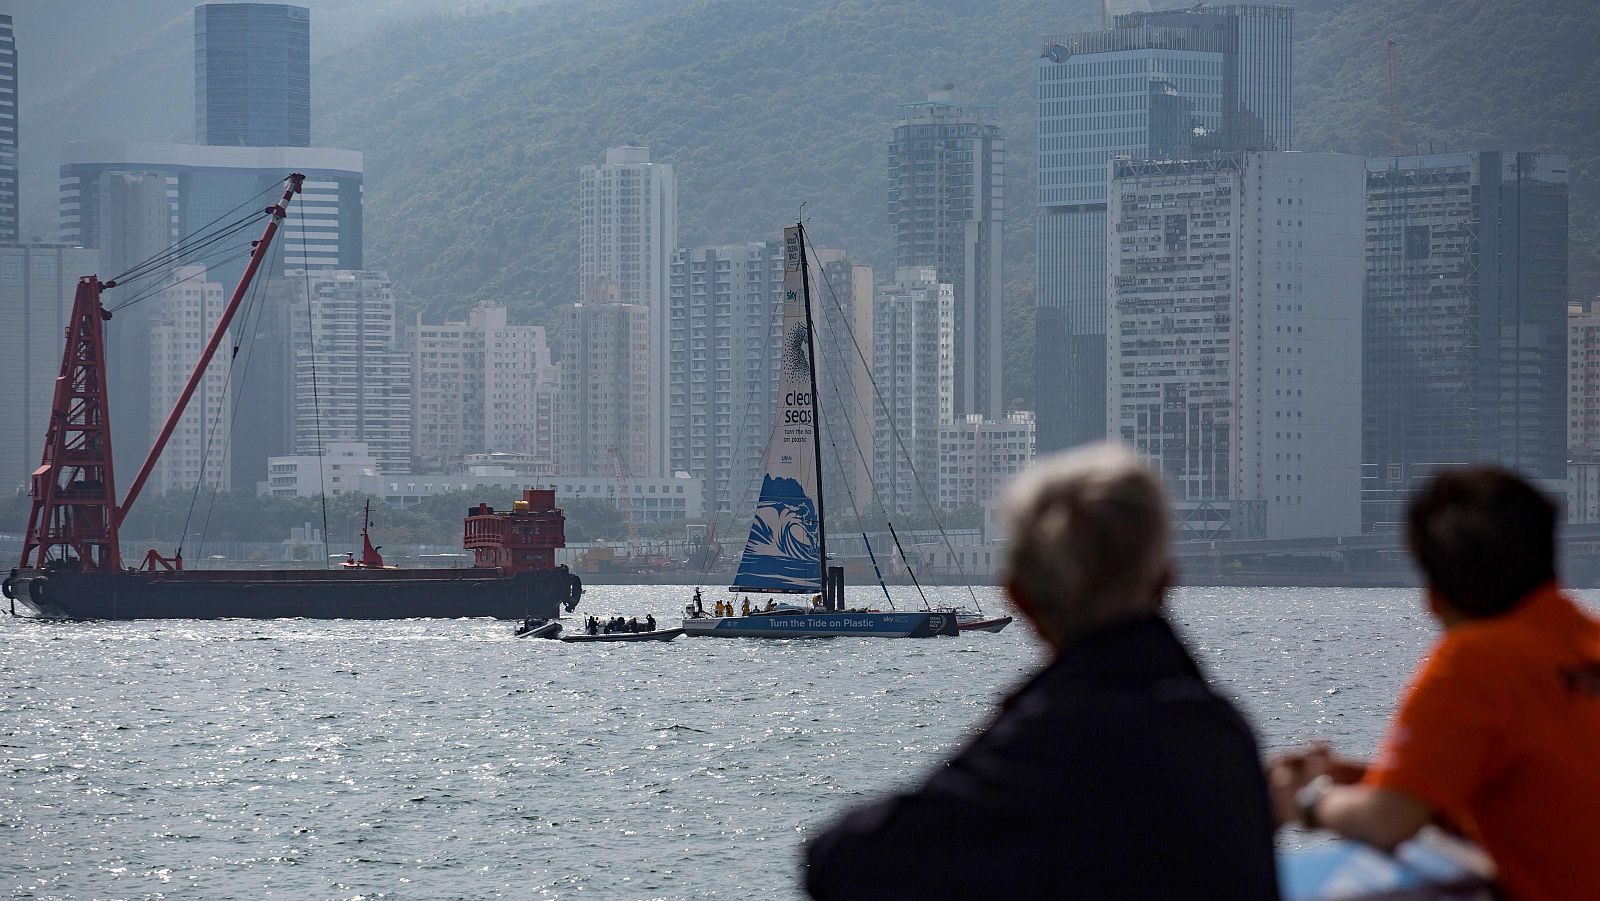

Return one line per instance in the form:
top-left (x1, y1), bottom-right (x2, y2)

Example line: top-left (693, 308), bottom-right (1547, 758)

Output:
top-left (1296, 774), bottom-right (1334, 830)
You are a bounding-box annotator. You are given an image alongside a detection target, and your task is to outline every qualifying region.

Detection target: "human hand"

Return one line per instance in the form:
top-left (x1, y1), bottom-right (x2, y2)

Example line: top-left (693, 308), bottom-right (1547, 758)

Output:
top-left (1266, 742), bottom-right (1334, 828)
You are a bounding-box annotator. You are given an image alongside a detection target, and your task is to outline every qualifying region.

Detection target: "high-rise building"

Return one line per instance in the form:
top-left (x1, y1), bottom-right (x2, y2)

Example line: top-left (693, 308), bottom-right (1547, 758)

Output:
top-left (61, 143), bottom-right (362, 291)
top-left (1107, 152), bottom-right (1363, 540)
top-left (1569, 303), bottom-right (1600, 455)
top-left (149, 266), bottom-right (230, 495)
top-left (411, 303), bottom-right (557, 472)
top-left (888, 90), bottom-right (1005, 418)
top-left (0, 245), bottom-right (99, 491)
top-left (1362, 152), bottom-right (1570, 530)
top-left (558, 285), bottom-right (651, 479)
top-left (1035, 4), bottom-right (1293, 453)
top-left (873, 267), bottom-right (953, 515)
top-left (195, 3), bottom-right (311, 148)
top-left (668, 242), bottom-right (785, 514)
top-left (0, 6), bottom-right (18, 243)
top-left (667, 241), bottom-right (875, 515)
top-left (286, 270), bottom-right (411, 473)
top-left (60, 142), bottom-right (363, 485)
top-left (578, 146), bottom-right (677, 477)
top-left (90, 173), bottom-right (174, 475)
top-left (937, 411), bottom-right (1036, 511)
top-left (813, 250), bottom-right (876, 509)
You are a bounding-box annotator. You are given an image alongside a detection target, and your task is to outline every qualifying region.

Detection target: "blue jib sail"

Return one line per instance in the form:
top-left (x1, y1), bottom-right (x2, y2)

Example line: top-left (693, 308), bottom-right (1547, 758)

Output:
top-left (732, 226), bottom-right (823, 594)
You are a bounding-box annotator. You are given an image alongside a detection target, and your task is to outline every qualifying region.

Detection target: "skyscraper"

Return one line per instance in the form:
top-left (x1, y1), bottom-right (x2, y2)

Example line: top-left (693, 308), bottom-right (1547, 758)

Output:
top-left (873, 268), bottom-right (953, 515)
top-left (411, 303), bottom-right (557, 472)
top-left (0, 245), bottom-right (99, 491)
top-left (60, 143), bottom-right (362, 291)
top-left (667, 241), bottom-right (875, 516)
top-left (558, 284), bottom-right (652, 480)
top-left (1362, 152), bottom-right (1569, 530)
top-left (1035, 4), bottom-right (1293, 452)
top-left (888, 90), bottom-right (1005, 418)
top-left (812, 249), bottom-right (876, 509)
top-left (195, 3), bottom-right (311, 147)
top-left (285, 270), bottom-right (412, 473)
top-left (0, 6), bottom-right (18, 242)
top-left (1107, 152), bottom-right (1363, 540)
top-left (60, 143), bottom-right (364, 486)
top-left (578, 146), bottom-right (677, 477)
top-left (149, 266), bottom-right (231, 495)
top-left (668, 242), bottom-right (785, 514)
top-left (92, 173), bottom-right (172, 476)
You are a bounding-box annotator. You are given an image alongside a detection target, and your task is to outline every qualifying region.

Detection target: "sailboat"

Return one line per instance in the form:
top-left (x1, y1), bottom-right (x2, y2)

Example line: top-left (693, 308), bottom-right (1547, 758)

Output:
top-left (680, 224), bottom-right (957, 639)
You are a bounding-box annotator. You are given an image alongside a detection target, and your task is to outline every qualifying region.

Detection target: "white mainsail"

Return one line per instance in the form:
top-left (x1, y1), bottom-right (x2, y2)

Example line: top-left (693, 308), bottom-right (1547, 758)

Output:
top-left (731, 226), bottom-right (823, 593)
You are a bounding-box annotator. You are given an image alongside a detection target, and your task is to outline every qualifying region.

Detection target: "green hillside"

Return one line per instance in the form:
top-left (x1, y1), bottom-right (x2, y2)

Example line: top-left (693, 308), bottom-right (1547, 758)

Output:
top-left (27, 0), bottom-right (1600, 407)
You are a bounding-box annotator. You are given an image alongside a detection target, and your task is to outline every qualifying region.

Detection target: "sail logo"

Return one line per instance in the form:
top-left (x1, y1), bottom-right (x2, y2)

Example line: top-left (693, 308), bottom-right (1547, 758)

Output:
top-left (733, 476), bottom-right (821, 592)
top-left (785, 228), bottom-right (802, 270)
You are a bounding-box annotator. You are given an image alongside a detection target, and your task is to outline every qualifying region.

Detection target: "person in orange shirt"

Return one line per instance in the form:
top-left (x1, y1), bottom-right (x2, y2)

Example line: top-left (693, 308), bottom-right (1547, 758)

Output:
top-left (1269, 466), bottom-right (1600, 901)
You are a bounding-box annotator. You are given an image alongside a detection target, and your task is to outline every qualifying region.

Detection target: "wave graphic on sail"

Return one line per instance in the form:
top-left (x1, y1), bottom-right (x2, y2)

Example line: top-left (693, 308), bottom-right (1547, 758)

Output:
top-left (733, 475), bottom-right (821, 592)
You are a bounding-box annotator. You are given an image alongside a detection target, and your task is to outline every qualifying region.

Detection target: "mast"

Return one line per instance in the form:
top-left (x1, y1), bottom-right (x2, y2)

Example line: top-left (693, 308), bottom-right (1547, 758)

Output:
top-left (115, 174), bottom-right (304, 529)
top-left (796, 221), bottom-right (830, 604)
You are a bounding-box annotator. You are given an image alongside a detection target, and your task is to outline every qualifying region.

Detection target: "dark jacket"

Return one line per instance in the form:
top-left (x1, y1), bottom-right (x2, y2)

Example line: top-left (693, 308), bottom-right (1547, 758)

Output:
top-left (804, 615), bottom-right (1280, 900)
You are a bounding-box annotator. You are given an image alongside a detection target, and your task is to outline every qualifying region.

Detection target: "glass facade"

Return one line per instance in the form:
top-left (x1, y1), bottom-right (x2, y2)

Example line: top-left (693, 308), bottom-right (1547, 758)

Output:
top-left (59, 142), bottom-right (363, 487)
top-left (195, 3), bottom-right (311, 147)
top-left (0, 10), bottom-right (17, 242)
top-left (1362, 152), bottom-right (1570, 531)
top-left (1035, 207), bottom-right (1106, 451)
top-left (59, 146), bottom-right (363, 291)
top-left (1037, 49), bottom-right (1225, 208)
top-left (888, 94), bottom-right (1005, 418)
top-left (1034, 4), bottom-right (1292, 453)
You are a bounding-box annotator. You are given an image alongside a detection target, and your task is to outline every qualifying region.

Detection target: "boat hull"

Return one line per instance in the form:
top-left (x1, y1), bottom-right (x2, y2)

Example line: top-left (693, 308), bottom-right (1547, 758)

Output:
top-left (3, 566), bottom-right (583, 621)
top-left (681, 610), bottom-right (957, 639)
top-left (957, 615), bottom-right (1014, 633)
top-left (513, 620), bottom-right (563, 639)
top-left (561, 628), bottom-right (683, 643)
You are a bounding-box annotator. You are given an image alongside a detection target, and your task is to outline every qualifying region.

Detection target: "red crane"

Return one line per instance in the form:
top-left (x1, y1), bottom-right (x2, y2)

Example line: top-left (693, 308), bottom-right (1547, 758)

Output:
top-left (19, 175), bottom-right (305, 573)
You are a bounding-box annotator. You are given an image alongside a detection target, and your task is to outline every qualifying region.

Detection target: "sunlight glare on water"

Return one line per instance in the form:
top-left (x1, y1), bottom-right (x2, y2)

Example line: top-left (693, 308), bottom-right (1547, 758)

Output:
top-left (8, 584), bottom-right (1583, 899)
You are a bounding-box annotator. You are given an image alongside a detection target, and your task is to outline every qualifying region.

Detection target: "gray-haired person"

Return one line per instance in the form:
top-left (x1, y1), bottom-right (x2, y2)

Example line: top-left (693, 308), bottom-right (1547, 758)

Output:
top-left (804, 444), bottom-right (1279, 900)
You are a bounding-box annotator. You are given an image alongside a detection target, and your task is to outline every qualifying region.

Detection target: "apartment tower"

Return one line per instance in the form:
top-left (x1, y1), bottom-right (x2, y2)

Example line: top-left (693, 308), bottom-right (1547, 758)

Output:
top-left (578, 146), bottom-right (677, 477)
top-left (1107, 152), bottom-right (1363, 539)
top-left (888, 90), bottom-right (1005, 418)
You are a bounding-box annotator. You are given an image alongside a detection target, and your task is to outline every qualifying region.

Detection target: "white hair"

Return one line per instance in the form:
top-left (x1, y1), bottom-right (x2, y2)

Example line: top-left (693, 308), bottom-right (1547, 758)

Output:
top-left (1001, 443), bottom-right (1170, 642)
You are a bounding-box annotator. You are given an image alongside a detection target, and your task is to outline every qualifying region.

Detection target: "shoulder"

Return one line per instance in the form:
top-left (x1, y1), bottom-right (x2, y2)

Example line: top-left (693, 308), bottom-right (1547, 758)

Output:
top-left (980, 664), bottom-right (1258, 777)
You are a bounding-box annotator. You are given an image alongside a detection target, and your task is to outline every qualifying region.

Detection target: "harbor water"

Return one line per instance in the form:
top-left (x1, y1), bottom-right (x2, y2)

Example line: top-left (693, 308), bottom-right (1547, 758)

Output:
top-left (4, 584), bottom-right (1572, 899)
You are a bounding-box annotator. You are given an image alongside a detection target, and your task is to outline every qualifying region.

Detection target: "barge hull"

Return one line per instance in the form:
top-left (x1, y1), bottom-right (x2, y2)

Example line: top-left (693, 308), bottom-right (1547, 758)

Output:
top-left (5, 567), bottom-right (582, 621)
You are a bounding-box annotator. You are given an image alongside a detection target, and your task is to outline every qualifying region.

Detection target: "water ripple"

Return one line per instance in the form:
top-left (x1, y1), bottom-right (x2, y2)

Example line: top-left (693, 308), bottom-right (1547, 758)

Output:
top-left (7, 584), bottom-right (1583, 898)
